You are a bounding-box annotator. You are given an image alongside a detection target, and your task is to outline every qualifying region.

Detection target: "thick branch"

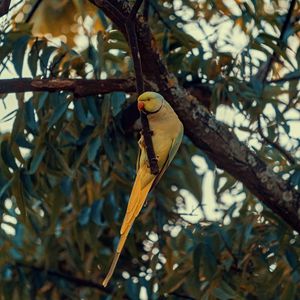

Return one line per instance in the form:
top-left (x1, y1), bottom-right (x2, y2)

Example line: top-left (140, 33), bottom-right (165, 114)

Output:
top-left (0, 78), bottom-right (136, 96)
top-left (90, 0), bottom-right (300, 233)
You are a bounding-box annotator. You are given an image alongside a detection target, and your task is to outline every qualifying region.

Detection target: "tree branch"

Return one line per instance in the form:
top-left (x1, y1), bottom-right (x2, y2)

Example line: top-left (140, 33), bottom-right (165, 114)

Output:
top-left (15, 263), bottom-right (117, 295)
top-left (143, 0), bottom-right (149, 21)
top-left (89, 0), bottom-right (300, 233)
top-left (125, 0), bottom-right (159, 175)
top-left (0, 78), bottom-right (136, 96)
top-left (25, 0), bottom-right (43, 23)
top-left (268, 74), bottom-right (300, 84)
top-left (129, 0), bottom-right (143, 20)
top-left (257, 117), bottom-right (296, 165)
top-left (0, 0), bottom-right (11, 17)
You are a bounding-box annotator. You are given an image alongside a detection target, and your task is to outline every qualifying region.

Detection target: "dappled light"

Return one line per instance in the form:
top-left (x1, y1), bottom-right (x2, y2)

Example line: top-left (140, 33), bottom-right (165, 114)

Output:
top-left (0, 0), bottom-right (299, 299)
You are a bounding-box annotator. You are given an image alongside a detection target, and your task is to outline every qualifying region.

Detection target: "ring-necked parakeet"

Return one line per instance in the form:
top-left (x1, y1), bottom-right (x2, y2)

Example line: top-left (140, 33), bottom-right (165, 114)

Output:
top-left (102, 91), bottom-right (183, 286)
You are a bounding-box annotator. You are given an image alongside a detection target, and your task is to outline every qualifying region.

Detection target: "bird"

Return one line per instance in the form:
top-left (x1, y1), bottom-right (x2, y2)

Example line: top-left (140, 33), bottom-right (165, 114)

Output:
top-left (102, 91), bottom-right (183, 287)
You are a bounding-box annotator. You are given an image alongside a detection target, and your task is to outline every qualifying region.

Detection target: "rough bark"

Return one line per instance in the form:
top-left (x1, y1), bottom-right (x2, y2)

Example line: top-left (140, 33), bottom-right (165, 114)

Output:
top-left (89, 0), bottom-right (300, 233)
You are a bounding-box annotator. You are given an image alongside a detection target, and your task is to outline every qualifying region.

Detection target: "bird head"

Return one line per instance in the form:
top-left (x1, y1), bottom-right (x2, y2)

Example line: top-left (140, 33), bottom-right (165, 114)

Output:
top-left (137, 92), bottom-right (164, 113)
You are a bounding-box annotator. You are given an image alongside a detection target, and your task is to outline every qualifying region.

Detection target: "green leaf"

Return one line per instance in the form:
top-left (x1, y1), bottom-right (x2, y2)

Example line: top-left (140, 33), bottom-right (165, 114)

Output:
top-left (74, 100), bottom-right (88, 124)
top-left (111, 92), bottom-right (126, 117)
top-left (161, 270), bottom-right (188, 294)
top-left (280, 282), bottom-right (296, 300)
top-left (88, 137), bottom-right (102, 162)
top-left (12, 172), bottom-right (27, 222)
top-left (290, 170), bottom-right (300, 188)
top-left (103, 133), bottom-right (117, 163)
top-left (78, 206), bottom-right (91, 226)
top-left (1, 140), bottom-right (18, 170)
top-left (213, 286), bottom-right (236, 300)
top-left (20, 171), bottom-right (38, 198)
top-left (37, 92), bottom-right (49, 110)
top-left (25, 99), bottom-right (38, 135)
top-left (97, 10), bottom-right (108, 27)
top-left (126, 279), bottom-right (140, 300)
top-left (87, 96), bottom-right (100, 121)
top-left (88, 45), bottom-right (100, 77)
top-left (15, 134), bottom-right (34, 149)
top-left (28, 147), bottom-right (46, 174)
top-left (60, 177), bottom-right (72, 196)
top-left (285, 249), bottom-right (298, 269)
top-left (202, 239), bottom-right (217, 279)
top-left (48, 101), bottom-right (69, 129)
top-left (91, 200), bottom-right (104, 226)
top-left (11, 107), bottom-right (25, 143)
top-left (28, 39), bottom-right (46, 76)
top-left (12, 35), bottom-right (30, 77)
top-left (40, 46), bottom-right (57, 75)
top-left (0, 178), bottom-right (13, 200)
top-left (193, 243), bottom-right (202, 275)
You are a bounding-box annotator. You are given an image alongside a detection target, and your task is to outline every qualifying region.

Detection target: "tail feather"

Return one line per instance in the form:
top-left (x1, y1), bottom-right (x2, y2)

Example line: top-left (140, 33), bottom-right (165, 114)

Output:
top-left (102, 176), bottom-right (154, 287)
top-left (102, 252), bottom-right (120, 287)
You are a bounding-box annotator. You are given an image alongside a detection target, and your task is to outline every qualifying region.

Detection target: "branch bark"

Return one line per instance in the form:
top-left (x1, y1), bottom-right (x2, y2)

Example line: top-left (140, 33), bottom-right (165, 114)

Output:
top-left (125, 0), bottom-right (159, 175)
top-left (89, 0), bottom-right (300, 233)
top-left (0, 78), bottom-right (136, 96)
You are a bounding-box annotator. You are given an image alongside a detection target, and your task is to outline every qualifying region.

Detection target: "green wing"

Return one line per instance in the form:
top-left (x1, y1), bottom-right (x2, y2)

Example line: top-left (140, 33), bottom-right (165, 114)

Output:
top-left (150, 126), bottom-right (183, 191)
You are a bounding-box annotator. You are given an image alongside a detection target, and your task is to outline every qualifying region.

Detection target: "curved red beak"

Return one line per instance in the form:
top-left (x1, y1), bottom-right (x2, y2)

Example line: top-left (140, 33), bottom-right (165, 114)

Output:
top-left (138, 101), bottom-right (145, 111)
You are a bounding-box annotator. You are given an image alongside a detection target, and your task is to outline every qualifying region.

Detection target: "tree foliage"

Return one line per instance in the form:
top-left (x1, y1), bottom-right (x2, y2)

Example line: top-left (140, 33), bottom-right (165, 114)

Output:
top-left (0, 0), bottom-right (300, 299)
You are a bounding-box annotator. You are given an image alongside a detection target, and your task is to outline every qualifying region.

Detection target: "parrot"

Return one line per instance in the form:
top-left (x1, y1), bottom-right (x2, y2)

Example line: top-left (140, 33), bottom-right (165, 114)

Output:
top-left (102, 91), bottom-right (184, 287)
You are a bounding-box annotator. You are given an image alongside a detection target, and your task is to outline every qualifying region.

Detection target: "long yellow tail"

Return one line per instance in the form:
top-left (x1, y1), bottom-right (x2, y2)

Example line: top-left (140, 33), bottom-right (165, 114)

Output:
top-left (102, 172), bottom-right (154, 287)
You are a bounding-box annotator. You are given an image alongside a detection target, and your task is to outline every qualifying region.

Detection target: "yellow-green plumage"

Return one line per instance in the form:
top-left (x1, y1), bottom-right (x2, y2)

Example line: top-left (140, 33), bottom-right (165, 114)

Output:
top-left (102, 92), bottom-right (183, 287)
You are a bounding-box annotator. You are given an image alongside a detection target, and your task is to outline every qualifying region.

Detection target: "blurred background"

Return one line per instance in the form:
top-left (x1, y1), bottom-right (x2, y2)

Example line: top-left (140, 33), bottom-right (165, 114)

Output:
top-left (0, 0), bottom-right (299, 299)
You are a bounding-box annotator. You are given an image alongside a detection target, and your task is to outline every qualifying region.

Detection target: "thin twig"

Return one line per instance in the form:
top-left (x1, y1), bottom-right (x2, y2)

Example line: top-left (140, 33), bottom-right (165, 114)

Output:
top-left (25, 0), bottom-right (43, 23)
top-left (254, 0), bottom-right (298, 166)
top-left (257, 117), bottom-right (296, 165)
top-left (219, 230), bottom-right (239, 269)
top-left (151, 2), bottom-right (172, 31)
top-left (129, 0), bottom-right (143, 20)
top-left (169, 292), bottom-right (195, 300)
top-left (126, 22), bottom-right (144, 94)
top-left (267, 74), bottom-right (300, 84)
top-left (258, 0), bottom-right (297, 82)
top-left (125, 0), bottom-right (159, 175)
top-left (143, 0), bottom-right (149, 21)
top-left (15, 262), bottom-right (114, 294)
